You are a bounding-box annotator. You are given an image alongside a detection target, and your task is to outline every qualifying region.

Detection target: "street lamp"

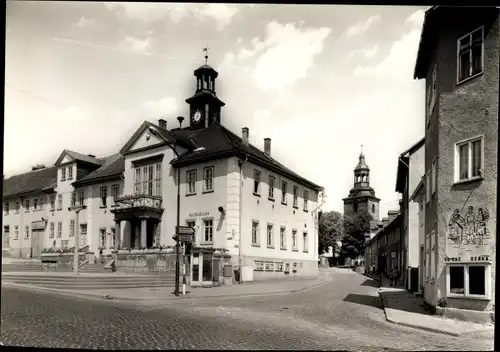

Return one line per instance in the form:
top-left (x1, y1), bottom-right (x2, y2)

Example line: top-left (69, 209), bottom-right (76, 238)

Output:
top-left (148, 115), bottom-right (184, 296)
top-left (69, 202), bottom-right (87, 275)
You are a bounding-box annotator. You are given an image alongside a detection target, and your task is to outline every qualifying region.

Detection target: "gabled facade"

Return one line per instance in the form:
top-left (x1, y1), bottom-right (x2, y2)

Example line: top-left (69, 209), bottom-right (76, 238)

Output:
top-left (414, 6), bottom-right (499, 312)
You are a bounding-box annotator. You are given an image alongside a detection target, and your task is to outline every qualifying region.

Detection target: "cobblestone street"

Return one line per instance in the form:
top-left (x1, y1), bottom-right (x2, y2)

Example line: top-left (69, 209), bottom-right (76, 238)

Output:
top-left (1, 270), bottom-right (494, 350)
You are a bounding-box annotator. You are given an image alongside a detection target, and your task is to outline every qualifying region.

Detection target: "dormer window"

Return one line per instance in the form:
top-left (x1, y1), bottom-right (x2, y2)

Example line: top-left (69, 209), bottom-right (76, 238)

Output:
top-left (68, 165), bottom-right (73, 180)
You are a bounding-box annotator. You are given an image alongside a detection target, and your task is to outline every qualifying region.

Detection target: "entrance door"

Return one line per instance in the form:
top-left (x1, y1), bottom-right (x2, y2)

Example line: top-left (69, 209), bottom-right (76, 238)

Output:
top-left (31, 229), bottom-right (43, 258)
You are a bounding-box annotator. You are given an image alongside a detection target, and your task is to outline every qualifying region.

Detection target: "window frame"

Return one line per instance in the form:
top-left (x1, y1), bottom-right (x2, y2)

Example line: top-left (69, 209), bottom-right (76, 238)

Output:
top-left (251, 220), bottom-right (259, 246)
top-left (203, 166), bottom-right (214, 192)
top-left (293, 186), bottom-right (299, 208)
top-left (69, 220), bottom-right (75, 237)
top-left (456, 26), bottom-right (485, 85)
top-left (57, 194), bottom-right (62, 210)
top-left (154, 163), bottom-right (162, 196)
top-left (280, 226), bottom-right (286, 249)
top-left (111, 184), bottom-right (120, 205)
top-left (202, 218), bottom-right (214, 244)
top-left (268, 175), bottom-right (275, 200)
top-left (446, 263), bottom-right (491, 300)
top-left (61, 168), bottom-right (66, 181)
top-left (100, 186), bottom-right (108, 207)
top-left (57, 222), bottom-right (62, 238)
top-left (303, 231), bottom-right (308, 253)
top-left (266, 223), bottom-right (274, 248)
top-left (186, 169), bottom-right (197, 195)
top-left (303, 190), bottom-right (309, 211)
top-left (454, 135), bottom-right (484, 183)
top-left (292, 229), bottom-right (298, 250)
top-left (24, 225), bottom-right (30, 239)
top-left (281, 181), bottom-right (288, 205)
top-left (253, 169), bottom-right (261, 195)
top-left (99, 228), bottom-right (106, 248)
top-left (49, 222), bottom-right (55, 238)
top-left (68, 165), bottom-right (73, 180)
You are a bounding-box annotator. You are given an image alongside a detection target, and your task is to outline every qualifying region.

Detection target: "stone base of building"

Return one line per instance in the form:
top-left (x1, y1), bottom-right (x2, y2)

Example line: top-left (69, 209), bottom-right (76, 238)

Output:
top-left (241, 256), bottom-right (318, 282)
top-left (435, 306), bottom-right (495, 325)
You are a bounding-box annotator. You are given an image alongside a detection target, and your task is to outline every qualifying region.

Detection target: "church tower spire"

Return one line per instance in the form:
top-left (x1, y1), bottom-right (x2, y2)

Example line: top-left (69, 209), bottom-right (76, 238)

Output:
top-left (185, 48), bottom-right (226, 130)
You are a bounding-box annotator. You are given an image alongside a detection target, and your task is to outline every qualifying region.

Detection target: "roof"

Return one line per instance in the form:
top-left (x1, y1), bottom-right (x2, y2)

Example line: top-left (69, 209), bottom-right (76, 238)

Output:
top-left (3, 166), bottom-right (58, 199)
top-left (409, 178), bottom-right (425, 202)
top-left (366, 214), bottom-right (402, 245)
top-left (170, 122), bottom-right (322, 191)
top-left (395, 137), bottom-right (425, 193)
top-left (72, 154), bottom-right (124, 187)
top-left (55, 149), bottom-right (103, 166)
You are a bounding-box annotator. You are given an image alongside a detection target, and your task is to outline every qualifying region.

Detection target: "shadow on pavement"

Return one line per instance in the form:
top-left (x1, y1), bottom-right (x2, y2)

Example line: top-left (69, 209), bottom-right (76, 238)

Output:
top-left (343, 293), bottom-right (383, 310)
top-left (379, 290), bottom-right (431, 315)
top-left (360, 279), bottom-right (380, 288)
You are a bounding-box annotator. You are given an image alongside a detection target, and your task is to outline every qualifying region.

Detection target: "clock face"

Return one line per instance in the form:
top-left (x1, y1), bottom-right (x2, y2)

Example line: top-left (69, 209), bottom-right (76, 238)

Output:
top-left (193, 110), bottom-right (202, 122)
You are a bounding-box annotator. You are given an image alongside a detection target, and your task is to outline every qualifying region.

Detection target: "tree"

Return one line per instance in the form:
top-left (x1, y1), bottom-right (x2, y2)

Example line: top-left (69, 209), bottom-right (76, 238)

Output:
top-left (318, 211), bottom-right (343, 256)
top-left (342, 208), bottom-right (373, 258)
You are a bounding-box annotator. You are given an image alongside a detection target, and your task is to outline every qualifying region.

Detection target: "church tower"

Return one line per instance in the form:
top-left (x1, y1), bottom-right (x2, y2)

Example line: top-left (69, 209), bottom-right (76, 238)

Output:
top-left (185, 50), bottom-right (225, 130)
top-left (342, 147), bottom-right (380, 221)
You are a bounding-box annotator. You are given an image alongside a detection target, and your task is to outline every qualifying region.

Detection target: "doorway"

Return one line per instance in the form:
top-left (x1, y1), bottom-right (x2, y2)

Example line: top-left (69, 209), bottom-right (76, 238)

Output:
top-left (31, 229), bottom-right (43, 258)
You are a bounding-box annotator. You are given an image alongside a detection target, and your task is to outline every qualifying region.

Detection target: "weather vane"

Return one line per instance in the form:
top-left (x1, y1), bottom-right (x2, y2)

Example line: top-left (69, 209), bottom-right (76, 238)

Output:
top-left (202, 45), bottom-right (209, 65)
top-left (361, 144), bottom-right (363, 153)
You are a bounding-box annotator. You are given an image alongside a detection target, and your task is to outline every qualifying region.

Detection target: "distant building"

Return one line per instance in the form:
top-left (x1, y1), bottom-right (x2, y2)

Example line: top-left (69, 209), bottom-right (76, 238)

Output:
top-left (414, 6), bottom-right (498, 312)
top-left (395, 137), bottom-right (425, 291)
top-left (343, 149), bottom-right (380, 231)
top-left (3, 62), bottom-right (323, 284)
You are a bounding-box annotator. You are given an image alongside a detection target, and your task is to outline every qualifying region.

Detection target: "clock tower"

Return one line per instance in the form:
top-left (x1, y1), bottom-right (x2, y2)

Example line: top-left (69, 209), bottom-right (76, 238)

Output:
top-left (185, 62), bottom-right (225, 130)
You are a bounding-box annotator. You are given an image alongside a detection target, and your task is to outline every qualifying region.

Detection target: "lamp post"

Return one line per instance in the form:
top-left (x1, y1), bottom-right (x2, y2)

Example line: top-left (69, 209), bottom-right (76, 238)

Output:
top-left (148, 116), bottom-right (184, 296)
top-left (69, 202), bottom-right (87, 275)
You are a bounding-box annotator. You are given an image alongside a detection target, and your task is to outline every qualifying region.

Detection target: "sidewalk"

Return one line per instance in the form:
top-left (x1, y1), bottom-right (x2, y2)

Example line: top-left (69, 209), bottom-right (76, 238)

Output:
top-left (363, 272), bottom-right (494, 337)
top-left (2, 270), bottom-right (334, 303)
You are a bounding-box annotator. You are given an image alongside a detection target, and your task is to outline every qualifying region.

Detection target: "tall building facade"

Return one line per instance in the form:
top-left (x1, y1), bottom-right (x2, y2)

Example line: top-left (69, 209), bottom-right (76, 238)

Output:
top-left (414, 6), bottom-right (498, 313)
top-left (3, 62), bottom-right (323, 283)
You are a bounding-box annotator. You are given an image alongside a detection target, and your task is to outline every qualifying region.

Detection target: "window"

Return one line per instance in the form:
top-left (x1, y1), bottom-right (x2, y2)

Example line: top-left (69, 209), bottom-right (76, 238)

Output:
top-left (353, 203), bottom-right (358, 212)
top-left (203, 166), bottom-right (214, 192)
top-left (275, 262), bottom-right (284, 272)
top-left (254, 261), bottom-right (264, 272)
top-left (69, 220), bottom-right (75, 237)
top-left (15, 201), bottom-right (20, 213)
top-left (100, 228), bottom-right (106, 248)
top-left (251, 221), bottom-right (259, 245)
top-left (4, 202), bottom-right (9, 215)
top-left (155, 163), bottom-right (162, 196)
top-left (187, 170), bottom-right (197, 194)
top-left (303, 190), bottom-right (309, 211)
top-left (146, 165), bottom-right (154, 195)
top-left (253, 170), bottom-right (261, 194)
top-left (303, 232), bottom-right (308, 252)
top-left (292, 229), bottom-right (297, 249)
top-left (265, 262), bottom-right (274, 272)
top-left (39, 197), bottom-right (45, 210)
top-left (100, 186), bottom-right (107, 207)
top-left (71, 192), bottom-right (76, 207)
top-left (203, 219), bottom-right (213, 243)
top-left (61, 168), bottom-right (66, 181)
top-left (80, 224), bottom-right (87, 236)
top-left (14, 226), bottom-right (19, 240)
top-left (79, 190), bottom-right (85, 207)
top-left (457, 27), bottom-right (483, 83)
top-left (68, 166), bottom-right (73, 180)
top-left (426, 171), bottom-right (430, 204)
top-left (281, 181), bottom-right (288, 204)
top-left (426, 66), bottom-right (437, 126)
top-left (33, 198), bottom-right (38, 210)
top-left (456, 136), bottom-right (483, 182)
top-left (293, 186), bottom-right (299, 207)
top-left (372, 204), bottom-right (375, 213)
top-left (57, 195), bottom-right (62, 210)
top-left (431, 158), bottom-right (437, 195)
top-left (4, 226), bottom-right (10, 244)
top-left (24, 225), bottom-right (29, 239)
top-left (134, 168), bottom-right (142, 195)
top-left (267, 224), bottom-right (274, 248)
top-left (280, 227), bottom-right (286, 249)
top-left (268, 176), bottom-right (275, 199)
top-left (111, 228), bottom-right (116, 248)
top-left (49, 222), bottom-right (55, 238)
top-left (24, 199), bottom-right (30, 212)
top-left (111, 185), bottom-right (119, 204)
top-left (57, 222), bottom-right (62, 238)
top-left (447, 264), bottom-right (490, 299)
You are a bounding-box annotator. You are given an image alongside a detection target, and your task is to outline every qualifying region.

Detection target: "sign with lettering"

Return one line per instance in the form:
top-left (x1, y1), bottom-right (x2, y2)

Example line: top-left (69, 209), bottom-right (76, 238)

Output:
top-left (444, 255), bottom-right (491, 263)
top-left (446, 205), bottom-right (493, 258)
top-left (189, 212), bottom-right (209, 217)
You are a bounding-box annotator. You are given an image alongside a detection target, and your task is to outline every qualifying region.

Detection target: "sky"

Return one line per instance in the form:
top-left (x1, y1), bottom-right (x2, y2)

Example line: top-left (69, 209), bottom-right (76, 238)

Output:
top-left (5, 2), bottom-right (428, 218)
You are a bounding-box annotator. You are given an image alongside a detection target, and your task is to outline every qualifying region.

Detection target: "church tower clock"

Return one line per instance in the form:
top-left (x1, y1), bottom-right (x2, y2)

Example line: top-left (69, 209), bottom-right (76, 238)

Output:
top-left (185, 50), bottom-right (225, 130)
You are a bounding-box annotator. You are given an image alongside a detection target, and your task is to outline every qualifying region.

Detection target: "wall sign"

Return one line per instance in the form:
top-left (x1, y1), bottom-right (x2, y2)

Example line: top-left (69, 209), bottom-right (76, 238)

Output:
top-left (444, 255), bottom-right (491, 263)
top-left (446, 205), bottom-right (493, 258)
top-left (189, 212), bottom-right (209, 217)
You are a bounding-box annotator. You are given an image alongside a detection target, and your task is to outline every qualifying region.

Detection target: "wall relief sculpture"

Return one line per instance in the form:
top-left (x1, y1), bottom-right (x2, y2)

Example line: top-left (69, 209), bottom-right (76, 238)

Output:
top-left (446, 206), bottom-right (492, 258)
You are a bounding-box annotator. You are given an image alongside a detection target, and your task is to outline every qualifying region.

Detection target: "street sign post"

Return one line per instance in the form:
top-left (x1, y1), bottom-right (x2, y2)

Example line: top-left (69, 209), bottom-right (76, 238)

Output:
top-left (173, 226), bottom-right (195, 243)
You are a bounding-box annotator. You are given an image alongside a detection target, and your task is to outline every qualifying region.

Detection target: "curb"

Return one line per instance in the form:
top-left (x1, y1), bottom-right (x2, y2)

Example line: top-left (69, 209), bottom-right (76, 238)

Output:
top-left (2, 277), bottom-right (332, 303)
top-left (384, 316), bottom-right (460, 337)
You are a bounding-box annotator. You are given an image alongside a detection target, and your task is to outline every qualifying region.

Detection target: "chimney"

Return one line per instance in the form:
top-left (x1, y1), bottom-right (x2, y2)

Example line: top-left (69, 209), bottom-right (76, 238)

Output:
top-left (87, 154), bottom-right (96, 158)
top-left (382, 217), bottom-right (389, 228)
top-left (264, 138), bottom-right (271, 156)
top-left (242, 127), bottom-right (249, 146)
top-left (388, 210), bottom-right (399, 223)
top-left (158, 119), bottom-right (167, 129)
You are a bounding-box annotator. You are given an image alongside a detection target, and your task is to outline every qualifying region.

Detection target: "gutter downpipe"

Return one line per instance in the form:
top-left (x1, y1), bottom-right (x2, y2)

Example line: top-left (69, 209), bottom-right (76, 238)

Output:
top-left (238, 155), bottom-right (248, 284)
top-left (311, 189), bottom-right (326, 273)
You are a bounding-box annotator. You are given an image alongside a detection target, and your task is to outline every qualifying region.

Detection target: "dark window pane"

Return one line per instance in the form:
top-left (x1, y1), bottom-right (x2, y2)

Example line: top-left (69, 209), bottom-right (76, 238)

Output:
top-left (468, 266), bottom-right (486, 295)
top-left (471, 28), bottom-right (482, 44)
top-left (459, 144), bottom-right (469, 179)
top-left (459, 52), bottom-right (470, 81)
top-left (192, 254), bottom-right (199, 282)
top-left (471, 45), bottom-right (482, 75)
top-left (471, 140), bottom-right (482, 177)
top-left (459, 36), bottom-right (470, 51)
top-left (202, 254), bottom-right (213, 281)
top-left (449, 266), bottom-right (465, 294)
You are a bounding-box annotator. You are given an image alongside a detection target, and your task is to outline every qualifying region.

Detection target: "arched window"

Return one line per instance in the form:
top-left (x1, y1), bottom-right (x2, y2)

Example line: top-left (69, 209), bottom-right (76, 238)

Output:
top-left (372, 204), bottom-right (375, 213)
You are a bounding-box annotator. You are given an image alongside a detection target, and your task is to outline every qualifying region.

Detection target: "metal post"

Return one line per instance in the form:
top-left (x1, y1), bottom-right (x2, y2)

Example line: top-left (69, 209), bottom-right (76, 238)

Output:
top-left (74, 209), bottom-right (80, 274)
top-left (174, 158), bottom-right (181, 296)
top-left (182, 242), bottom-right (186, 295)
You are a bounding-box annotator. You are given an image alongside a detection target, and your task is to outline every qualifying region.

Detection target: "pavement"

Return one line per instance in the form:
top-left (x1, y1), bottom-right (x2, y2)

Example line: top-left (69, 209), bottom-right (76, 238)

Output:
top-left (1, 267), bottom-right (493, 350)
top-left (364, 272), bottom-right (495, 337)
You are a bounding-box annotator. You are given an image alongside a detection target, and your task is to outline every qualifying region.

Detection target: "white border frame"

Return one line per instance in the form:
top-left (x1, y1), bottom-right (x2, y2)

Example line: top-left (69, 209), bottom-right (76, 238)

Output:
top-left (453, 134), bottom-right (485, 183)
top-left (446, 262), bottom-right (491, 300)
top-left (456, 26), bottom-right (485, 85)
top-left (291, 228), bottom-right (298, 250)
top-left (280, 226), bottom-right (287, 249)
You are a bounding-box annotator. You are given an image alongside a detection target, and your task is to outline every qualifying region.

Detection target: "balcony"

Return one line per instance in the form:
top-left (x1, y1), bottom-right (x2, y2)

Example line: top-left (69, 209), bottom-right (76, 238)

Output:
top-left (111, 194), bottom-right (164, 221)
